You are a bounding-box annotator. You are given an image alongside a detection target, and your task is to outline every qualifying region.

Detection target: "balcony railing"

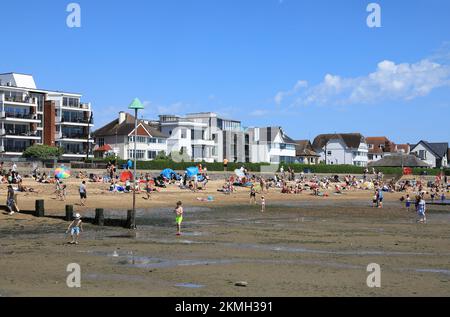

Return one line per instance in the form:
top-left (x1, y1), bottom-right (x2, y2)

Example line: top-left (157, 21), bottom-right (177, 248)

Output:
top-left (62, 102), bottom-right (90, 110)
top-left (4, 113), bottom-right (38, 120)
top-left (4, 96), bottom-right (36, 104)
top-left (60, 134), bottom-right (89, 139)
top-left (3, 130), bottom-right (38, 137)
top-left (4, 147), bottom-right (28, 153)
top-left (60, 117), bottom-right (93, 124)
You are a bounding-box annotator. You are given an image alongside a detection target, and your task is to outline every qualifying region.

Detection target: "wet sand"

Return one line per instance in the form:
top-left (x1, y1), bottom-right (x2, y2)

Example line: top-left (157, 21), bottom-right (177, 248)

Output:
top-left (0, 179), bottom-right (449, 296)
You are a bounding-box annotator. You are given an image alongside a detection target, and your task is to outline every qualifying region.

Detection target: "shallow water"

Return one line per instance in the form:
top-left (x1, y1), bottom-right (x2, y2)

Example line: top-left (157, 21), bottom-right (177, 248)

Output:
top-left (175, 283), bottom-right (205, 289)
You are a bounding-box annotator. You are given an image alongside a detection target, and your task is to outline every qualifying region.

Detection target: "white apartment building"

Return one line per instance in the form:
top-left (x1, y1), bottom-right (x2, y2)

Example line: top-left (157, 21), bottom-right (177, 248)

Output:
top-left (0, 72), bottom-right (93, 159)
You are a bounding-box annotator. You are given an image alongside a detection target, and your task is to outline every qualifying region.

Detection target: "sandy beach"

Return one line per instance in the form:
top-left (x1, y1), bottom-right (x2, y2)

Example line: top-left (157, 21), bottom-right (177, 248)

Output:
top-left (0, 177), bottom-right (449, 297)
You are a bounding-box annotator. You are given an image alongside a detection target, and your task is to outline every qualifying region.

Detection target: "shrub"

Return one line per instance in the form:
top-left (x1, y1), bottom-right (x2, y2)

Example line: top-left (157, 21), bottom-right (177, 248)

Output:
top-left (22, 144), bottom-right (64, 160)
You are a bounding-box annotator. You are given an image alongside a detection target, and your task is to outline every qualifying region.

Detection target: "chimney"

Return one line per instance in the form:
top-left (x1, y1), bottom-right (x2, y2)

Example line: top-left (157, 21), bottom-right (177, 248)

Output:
top-left (119, 111), bottom-right (127, 124)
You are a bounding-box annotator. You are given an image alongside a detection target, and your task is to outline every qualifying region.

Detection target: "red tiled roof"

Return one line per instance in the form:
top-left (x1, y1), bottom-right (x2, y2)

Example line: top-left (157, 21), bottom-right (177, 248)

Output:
top-left (95, 144), bottom-right (113, 152)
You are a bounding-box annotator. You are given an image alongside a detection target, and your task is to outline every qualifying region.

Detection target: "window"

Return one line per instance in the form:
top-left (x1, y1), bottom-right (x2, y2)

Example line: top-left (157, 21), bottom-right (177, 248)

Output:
top-left (98, 138), bottom-right (105, 147)
top-left (419, 150), bottom-right (427, 160)
top-left (128, 150), bottom-right (145, 160)
top-left (181, 129), bottom-right (187, 139)
top-left (327, 151), bottom-right (332, 155)
top-left (148, 151), bottom-right (158, 159)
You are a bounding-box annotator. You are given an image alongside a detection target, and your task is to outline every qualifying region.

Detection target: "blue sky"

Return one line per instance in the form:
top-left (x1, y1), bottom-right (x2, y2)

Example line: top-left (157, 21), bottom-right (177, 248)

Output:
top-left (1, 0), bottom-right (450, 143)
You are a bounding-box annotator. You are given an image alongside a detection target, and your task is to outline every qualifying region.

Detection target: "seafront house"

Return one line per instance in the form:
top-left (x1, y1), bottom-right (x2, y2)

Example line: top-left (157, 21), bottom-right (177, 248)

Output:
top-left (183, 112), bottom-right (250, 163)
top-left (0, 72), bottom-right (93, 159)
top-left (366, 136), bottom-right (398, 162)
top-left (312, 133), bottom-right (369, 166)
top-left (93, 112), bottom-right (167, 161)
top-left (248, 127), bottom-right (297, 164)
top-left (294, 140), bottom-right (320, 164)
top-left (410, 140), bottom-right (449, 168)
top-left (158, 114), bottom-right (215, 162)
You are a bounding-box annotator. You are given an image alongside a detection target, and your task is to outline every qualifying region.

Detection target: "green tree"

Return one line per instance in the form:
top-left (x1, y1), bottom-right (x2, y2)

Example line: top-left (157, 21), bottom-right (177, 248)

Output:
top-left (22, 144), bottom-right (64, 160)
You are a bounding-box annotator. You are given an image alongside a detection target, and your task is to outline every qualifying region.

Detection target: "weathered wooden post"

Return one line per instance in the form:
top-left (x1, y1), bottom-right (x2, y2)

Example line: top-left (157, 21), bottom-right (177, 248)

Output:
top-left (126, 209), bottom-right (136, 229)
top-left (35, 200), bottom-right (45, 217)
top-left (65, 205), bottom-right (74, 221)
top-left (95, 208), bottom-right (104, 226)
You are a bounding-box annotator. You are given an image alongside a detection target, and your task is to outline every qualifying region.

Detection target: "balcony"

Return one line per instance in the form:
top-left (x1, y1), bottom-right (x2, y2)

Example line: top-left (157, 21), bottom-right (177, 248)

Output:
top-left (2, 129), bottom-right (39, 138)
top-left (61, 102), bottom-right (91, 110)
top-left (1, 112), bottom-right (40, 122)
top-left (59, 117), bottom-right (94, 125)
top-left (4, 146), bottom-right (27, 153)
top-left (3, 96), bottom-right (36, 105)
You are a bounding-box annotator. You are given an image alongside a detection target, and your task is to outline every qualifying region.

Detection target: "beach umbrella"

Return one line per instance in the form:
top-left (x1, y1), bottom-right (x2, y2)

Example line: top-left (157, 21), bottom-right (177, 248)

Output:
top-left (54, 166), bottom-right (71, 179)
top-left (234, 169), bottom-right (245, 179)
top-left (186, 166), bottom-right (199, 178)
top-left (120, 170), bottom-right (133, 182)
top-left (161, 168), bottom-right (175, 179)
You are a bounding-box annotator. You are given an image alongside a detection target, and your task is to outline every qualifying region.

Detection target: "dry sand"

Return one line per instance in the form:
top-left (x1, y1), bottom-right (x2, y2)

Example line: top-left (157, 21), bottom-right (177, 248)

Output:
top-left (0, 178), bottom-right (449, 297)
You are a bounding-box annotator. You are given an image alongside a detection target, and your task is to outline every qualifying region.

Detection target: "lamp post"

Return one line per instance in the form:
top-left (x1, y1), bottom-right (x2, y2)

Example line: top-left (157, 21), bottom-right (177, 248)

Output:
top-left (128, 98), bottom-right (145, 229)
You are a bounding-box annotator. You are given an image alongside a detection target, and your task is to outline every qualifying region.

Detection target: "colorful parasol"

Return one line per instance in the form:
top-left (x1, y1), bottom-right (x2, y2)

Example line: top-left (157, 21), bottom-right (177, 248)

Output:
top-left (54, 166), bottom-right (71, 179)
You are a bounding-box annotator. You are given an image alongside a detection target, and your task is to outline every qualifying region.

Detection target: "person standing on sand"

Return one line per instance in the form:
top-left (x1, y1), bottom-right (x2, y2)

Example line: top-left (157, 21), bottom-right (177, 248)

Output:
top-left (7, 185), bottom-right (19, 215)
top-left (223, 158), bottom-right (228, 173)
top-left (66, 213), bottom-right (83, 245)
top-left (174, 201), bottom-right (184, 236)
top-left (377, 187), bottom-right (384, 208)
top-left (417, 196), bottom-right (427, 224)
top-left (261, 196), bottom-right (266, 213)
top-left (405, 194), bottom-right (411, 212)
top-left (250, 184), bottom-right (257, 204)
top-left (79, 181), bottom-right (87, 206)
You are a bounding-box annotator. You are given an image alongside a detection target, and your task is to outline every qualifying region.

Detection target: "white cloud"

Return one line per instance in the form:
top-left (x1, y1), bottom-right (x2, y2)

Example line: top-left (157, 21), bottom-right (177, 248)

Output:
top-left (274, 80), bottom-right (308, 105)
top-left (250, 109), bottom-right (269, 117)
top-left (276, 57), bottom-right (450, 107)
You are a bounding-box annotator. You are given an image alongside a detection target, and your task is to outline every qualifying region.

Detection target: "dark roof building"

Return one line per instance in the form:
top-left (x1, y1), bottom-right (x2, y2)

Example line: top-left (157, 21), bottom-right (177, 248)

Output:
top-left (312, 133), bottom-right (366, 150)
top-left (368, 154), bottom-right (430, 168)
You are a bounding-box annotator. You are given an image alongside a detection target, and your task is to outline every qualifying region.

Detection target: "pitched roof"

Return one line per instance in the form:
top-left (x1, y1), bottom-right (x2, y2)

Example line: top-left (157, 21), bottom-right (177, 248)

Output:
top-left (368, 154), bottom-right (430, 168)
top-left (312, 133), bottom-right (365, 150)
top-left (412, 141), bottom-right (448, 159)
top-left (93, 113), bottom-right (167, 138)
top-left (295, 140), bottom-right (319, 157)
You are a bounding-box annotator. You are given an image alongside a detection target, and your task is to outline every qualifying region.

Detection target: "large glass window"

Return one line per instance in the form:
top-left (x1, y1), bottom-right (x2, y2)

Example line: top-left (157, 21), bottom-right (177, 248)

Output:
top-left (128, 150), bottom-right (145, 159)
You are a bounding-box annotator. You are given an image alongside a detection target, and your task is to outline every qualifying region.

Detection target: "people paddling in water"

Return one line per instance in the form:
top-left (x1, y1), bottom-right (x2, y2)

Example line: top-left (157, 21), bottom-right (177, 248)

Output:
top-left (66, 213), bottom-right (83, 245)
top-left (174, 201), bottom-right (184, 236)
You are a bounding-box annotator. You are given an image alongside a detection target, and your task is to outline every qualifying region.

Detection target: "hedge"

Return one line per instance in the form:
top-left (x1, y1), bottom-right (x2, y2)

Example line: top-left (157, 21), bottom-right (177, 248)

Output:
top-left (85, 158), bottom-right (449, 176)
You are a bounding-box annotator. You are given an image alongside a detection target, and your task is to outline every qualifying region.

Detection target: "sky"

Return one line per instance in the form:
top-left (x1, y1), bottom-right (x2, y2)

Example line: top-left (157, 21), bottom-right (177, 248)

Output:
top-left (1, 0), bottom-right (450, 144)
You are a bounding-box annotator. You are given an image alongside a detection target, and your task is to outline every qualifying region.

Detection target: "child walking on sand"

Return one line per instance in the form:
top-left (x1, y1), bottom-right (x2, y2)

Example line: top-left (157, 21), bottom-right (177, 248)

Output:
top-left (79, 181), bottom-right (87, 206)
top-left (66, 213), bottom-right (83, 244)
top-left (250, 184), bottom-right (257, 204)
top-left (261, 196), bottom-right (266, 213)
top-left (405, 194), bottom-right (411, 212)
top-left (174, 201), bottom-right (184, 236)
top-left (417, 196), bottom-right (427, 224)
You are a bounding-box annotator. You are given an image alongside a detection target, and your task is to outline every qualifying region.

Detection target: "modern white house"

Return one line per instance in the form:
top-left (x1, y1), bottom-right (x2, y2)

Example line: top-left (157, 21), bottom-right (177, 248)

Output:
top-left (410, 141), bottom-right (448, 168)
top-left (312, 133), bottom-right (369, 166)
top-left (93, 112), bottom-right (167, 161)
top-left (248, 127), bottom-right (297, 164)
top-left (0, 72), bottom-right (94, 159)
top-left (184, 112), bottom-right (250, 163)
top-left (159, 114), bottom-right (215, 162)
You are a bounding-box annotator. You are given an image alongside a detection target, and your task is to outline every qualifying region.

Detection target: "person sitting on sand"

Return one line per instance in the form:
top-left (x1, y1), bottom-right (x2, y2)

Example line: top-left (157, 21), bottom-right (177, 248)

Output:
top-left (66, 213), bottom-right (83, 245)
